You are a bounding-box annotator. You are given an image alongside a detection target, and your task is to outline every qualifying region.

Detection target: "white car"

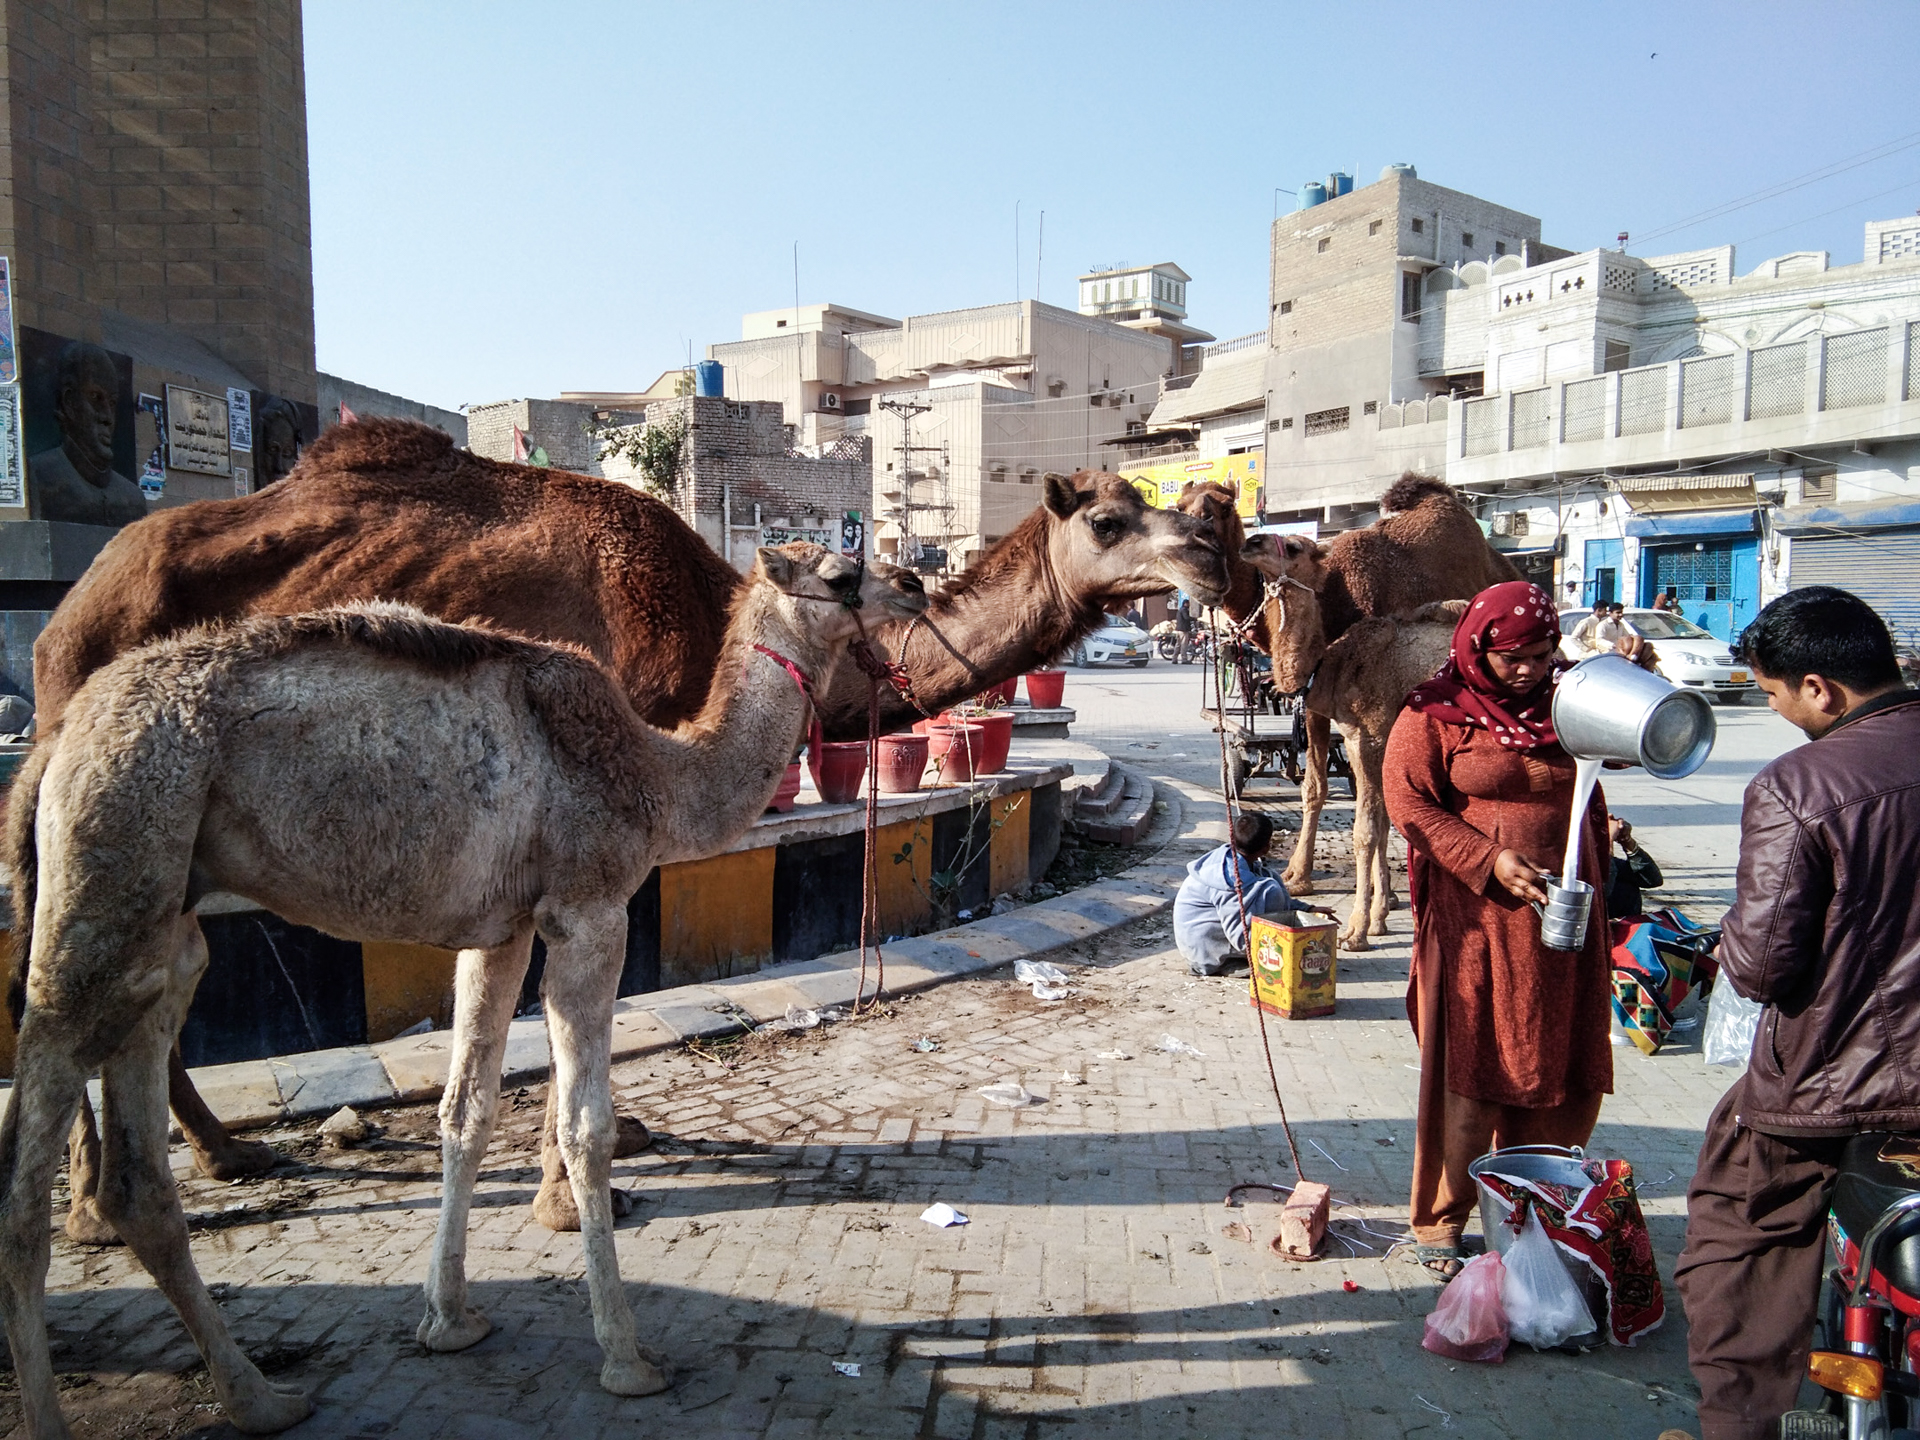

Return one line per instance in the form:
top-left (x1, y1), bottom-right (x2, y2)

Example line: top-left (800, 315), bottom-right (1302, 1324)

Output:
top-left (1067, 614), bottom-right (1151, 667)
top-left (1558, 608), bottom-right (1754, 703)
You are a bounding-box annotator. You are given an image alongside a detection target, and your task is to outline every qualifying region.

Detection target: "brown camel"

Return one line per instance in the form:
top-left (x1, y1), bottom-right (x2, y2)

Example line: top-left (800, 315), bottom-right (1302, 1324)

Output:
top-left (1236, 476), bottom-right (1517, 946)
top-left (30, 417), bottom-right (1228, 1239)
top-left (1288, 602), bottom-right (1463, 948)
top-left (0, 546), bottom-right (925, 1438)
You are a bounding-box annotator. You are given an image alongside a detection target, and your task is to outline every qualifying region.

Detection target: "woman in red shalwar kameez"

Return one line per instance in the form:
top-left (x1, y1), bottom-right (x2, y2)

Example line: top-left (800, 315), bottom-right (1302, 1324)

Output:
top-left (1382, 581), bottom-right (1613, 1279)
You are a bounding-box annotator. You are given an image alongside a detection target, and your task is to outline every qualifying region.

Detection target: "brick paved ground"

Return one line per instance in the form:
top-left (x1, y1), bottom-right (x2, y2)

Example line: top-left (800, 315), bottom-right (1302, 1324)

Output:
top-left (14, 670), bottom-right (1798, 1440)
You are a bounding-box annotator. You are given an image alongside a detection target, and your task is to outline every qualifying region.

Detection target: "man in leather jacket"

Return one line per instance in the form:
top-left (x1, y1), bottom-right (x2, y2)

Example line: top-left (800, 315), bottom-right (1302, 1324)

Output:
top-left (1674, 586), bottom-right (1920, 1440)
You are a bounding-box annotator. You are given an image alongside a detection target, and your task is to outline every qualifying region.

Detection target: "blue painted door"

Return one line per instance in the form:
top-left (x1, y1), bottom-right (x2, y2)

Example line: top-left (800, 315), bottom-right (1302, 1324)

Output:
top-left (1645, 538), bottom-right (1759, 642)
top-left (1583, 539), bottom-right (1623, 606)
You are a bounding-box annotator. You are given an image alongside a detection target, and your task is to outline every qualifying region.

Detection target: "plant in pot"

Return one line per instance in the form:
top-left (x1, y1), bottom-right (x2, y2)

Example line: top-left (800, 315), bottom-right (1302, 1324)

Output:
top-left (941, 693), bottom-right (1014, 774)
top-left (925, 720), bottom-right (985, 785)
top-left (807, 739), bottom-right (869, 804)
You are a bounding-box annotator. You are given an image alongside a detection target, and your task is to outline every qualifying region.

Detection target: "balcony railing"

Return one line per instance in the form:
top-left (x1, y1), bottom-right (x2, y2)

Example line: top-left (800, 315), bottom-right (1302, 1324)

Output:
top-left (1455, 323), bottom-right (1917, 461)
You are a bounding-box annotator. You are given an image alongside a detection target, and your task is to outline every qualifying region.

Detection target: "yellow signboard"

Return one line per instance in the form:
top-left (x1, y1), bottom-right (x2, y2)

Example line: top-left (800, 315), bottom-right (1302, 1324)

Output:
top-left (1121, 452), bottom-right (1262, 519)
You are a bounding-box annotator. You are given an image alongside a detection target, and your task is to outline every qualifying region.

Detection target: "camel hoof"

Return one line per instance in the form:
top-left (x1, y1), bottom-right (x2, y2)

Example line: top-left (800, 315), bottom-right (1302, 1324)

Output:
top-left (417, 1305), bottom-right (492, 1354)
top-left (601, 1356), bottom-right (670, 1397)
top-left (1340, 929), bottom-right (1373, 953)
top-left (223, 1380), bottom-right (312, 1434)
top-left (64, 1196), bottom-right (124, 1246)
top-left (196, 1137), bottom-right (281, 1182)
top-left (1283, 874), bottom-right (1316, 896)
top-left (531, 1179), bottom-right (634, 1233)
top-left (613, 1115), bottom-right (652, 1158)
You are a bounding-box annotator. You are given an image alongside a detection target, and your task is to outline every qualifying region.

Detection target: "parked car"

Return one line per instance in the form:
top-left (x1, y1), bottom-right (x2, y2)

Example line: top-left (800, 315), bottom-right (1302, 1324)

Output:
top-left (1557, 608), bottom-right (1754, 703)
top-left (1068, 614), bottom-right (1152, 667)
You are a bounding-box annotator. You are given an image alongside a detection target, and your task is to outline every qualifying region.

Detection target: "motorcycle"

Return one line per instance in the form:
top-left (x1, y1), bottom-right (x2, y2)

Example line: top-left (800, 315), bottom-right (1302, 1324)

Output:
top-left (1782, 1134), bottom-right (1920, 1439)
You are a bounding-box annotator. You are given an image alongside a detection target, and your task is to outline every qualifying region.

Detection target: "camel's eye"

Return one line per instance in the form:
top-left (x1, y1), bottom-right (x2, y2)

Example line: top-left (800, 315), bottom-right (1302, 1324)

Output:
top-left (1090, 514), bottom-right (1124, 545)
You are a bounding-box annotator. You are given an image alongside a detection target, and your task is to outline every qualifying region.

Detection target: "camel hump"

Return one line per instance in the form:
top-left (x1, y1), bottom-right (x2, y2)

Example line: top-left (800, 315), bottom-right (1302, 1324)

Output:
top-left (296, 417), bottom-right (456, 478)
top-left (1379, 472), bottom-right (1458, 514)
top-left (221, 601), bottom-right (581, 676)
top-left (1407, 599), bottom-right (1468, 625)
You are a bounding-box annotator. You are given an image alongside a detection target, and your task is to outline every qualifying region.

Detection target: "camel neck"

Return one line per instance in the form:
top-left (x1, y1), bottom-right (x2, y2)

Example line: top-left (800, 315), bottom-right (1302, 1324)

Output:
top-left (637, 586), bottom-right (835, 863)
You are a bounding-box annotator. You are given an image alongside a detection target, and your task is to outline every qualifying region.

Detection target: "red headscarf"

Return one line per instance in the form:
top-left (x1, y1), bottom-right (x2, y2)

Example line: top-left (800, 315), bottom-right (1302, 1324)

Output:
top-left (1404, 581), bottom-right (1565, 751)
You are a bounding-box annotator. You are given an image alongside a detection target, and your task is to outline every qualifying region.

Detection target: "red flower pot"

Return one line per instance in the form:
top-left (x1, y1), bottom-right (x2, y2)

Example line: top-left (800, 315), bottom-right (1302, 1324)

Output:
top-left (875, 732), bottom-right (930, 794)
top-left (1024, 670), bottom-right (1066, 708)
top-left (808, 740), bottom-right (869, 804)
top-left (927, 722), bottom-right (985, 785)
top-left (766, 760), bottom-right (804, 813)
top-left (942, 710), bottom-right (1013, 773)
top-left (983, 678), bottom-right (1019, 705)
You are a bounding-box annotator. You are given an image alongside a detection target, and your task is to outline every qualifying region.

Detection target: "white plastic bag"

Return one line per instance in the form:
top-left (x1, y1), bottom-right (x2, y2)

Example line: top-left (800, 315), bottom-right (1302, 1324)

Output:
top-left (1703, 982), bottom-right (1764, 1068)
top-left (1500, 1207), bottom-right (1595, 1350)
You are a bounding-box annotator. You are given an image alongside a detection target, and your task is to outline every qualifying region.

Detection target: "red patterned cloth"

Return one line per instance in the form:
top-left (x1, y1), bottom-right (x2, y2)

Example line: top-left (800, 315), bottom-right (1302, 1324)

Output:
top-left (1480, 1155), bottom-right (1666, 1346)
top-left (1403, 581), bottom-right (1566, 751)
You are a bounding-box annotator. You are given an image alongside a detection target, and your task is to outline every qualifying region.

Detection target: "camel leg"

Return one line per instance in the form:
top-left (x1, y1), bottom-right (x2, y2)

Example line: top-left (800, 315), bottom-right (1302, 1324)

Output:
top-left (170, 1048), bottom-right (279, 1181)
top-left (532, 1083), bottom-right (639, 1233)
top-left (1361, 728), bottom-right (1394, 938)
top-left (95, 917), bottom-right (310, 1434)
top-left (1340, 729), bottom-right (1390, 952)
top-left (1282, 711), bottom-right (1330, 895)
top-left (539, 900), bottom-right (666, 1398)
top-left (62, 1098), bottom-right (120, 1246)
top-left (0, 1020), bottom-right (99, 1438)
top-left (417, 925), bottom-right (534, 1354)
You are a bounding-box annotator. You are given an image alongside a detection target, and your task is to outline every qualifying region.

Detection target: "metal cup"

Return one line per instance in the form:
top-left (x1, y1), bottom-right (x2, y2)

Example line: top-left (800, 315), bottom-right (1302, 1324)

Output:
top-left (1532, 877), bottom-right (1594, 952)
top-left (1552, 653), bottom-right (1716, 779)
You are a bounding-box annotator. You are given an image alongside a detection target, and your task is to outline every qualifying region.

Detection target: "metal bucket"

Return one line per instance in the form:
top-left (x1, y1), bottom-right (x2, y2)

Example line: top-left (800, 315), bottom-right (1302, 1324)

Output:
top-left (1468, 1144), bottom-right (1605, 1345)
top-left (1532, 877), bottom-right (1594, 953)
top-left (1552, 653), bottom-right (1716, 779)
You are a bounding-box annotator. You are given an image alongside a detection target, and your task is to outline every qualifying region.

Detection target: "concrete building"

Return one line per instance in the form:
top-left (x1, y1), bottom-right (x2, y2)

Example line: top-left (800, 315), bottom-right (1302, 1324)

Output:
top-left (710, 299), bottom-right (1173, 573)
top-left (1077, 262), bottom-right (1214, 375)
top-left (318, 374), bottom-right (466, 444)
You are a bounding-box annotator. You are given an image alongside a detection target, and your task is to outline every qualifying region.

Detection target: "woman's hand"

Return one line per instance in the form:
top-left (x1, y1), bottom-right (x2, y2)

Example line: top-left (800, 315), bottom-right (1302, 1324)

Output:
top-left (1493, 849), bottom-right (1550, 905)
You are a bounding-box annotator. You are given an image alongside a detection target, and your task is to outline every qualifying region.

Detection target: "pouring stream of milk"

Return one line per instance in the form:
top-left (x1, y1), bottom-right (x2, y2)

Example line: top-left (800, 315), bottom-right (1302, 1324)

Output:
top-left (1563, 756), bottom-right (1604, 886)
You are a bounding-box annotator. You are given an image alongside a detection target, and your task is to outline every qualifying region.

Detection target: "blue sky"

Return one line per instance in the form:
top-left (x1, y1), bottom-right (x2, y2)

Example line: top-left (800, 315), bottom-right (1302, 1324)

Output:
top-left (305, 2), bottom-right (1920, 412)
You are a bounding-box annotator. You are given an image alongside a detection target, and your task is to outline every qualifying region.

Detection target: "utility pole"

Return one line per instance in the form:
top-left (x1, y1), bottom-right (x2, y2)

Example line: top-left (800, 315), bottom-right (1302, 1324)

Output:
top-left (878, 397), bottom-right (948, 572)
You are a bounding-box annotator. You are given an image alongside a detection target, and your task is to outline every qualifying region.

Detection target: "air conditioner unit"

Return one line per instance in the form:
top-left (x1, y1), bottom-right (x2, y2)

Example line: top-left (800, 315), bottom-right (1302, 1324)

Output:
top-left (1490, 513), bottom-right (1514, 536)
top-left (819, 392), bottom-right (841, 411)
top-left (1510, 511), bottom-right (1529, 537)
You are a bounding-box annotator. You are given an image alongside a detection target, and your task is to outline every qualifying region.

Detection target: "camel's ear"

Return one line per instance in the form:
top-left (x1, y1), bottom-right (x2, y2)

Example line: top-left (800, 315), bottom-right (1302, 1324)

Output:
top-left (1043, 471), bottom-right (1085, 520)
top-left (1175, 481), bottom-right (1195, 505)
top-left (756, 547), bottom-right (799, 590)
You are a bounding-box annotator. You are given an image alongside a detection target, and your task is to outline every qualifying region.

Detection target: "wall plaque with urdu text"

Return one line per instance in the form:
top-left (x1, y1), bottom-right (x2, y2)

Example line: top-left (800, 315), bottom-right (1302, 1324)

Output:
top-left (164, 384), bottom-right (231, 476)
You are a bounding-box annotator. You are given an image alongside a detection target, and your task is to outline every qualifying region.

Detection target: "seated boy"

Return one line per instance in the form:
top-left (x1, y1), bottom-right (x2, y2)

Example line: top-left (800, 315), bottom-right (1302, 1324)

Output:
top-left (1174, 812), bottom-right (1328, 976)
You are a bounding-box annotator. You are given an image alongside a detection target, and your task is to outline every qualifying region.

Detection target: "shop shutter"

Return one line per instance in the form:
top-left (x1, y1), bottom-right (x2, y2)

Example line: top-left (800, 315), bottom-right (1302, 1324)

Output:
top-left (1790, 532), bottom-right (1920, 638)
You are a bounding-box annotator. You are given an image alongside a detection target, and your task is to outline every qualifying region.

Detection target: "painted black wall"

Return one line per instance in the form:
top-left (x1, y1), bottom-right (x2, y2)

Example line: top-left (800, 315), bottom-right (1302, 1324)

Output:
top-left (518, 869), bottom-right (662, 1014)
top-left (180, 914), bottom-right (366, 1067)
top-left (771, 832), bottom-right (865, 962)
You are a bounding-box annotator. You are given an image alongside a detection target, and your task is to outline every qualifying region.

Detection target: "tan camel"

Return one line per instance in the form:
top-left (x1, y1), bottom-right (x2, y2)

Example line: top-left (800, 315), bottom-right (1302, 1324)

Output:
top-left (1237, 476), bottom-right (1517, 942)
top-left (32, 420), bottom-right (1227, 1232)
top-left (0, 546), bottom-right (925, 1438)
top-left (1288, 601), bottom-right (1464, 948)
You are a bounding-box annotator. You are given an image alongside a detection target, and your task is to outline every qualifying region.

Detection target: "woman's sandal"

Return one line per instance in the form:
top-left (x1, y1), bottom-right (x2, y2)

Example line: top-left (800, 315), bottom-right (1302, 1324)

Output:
top-left (1414, 1244), bottom-right (1464, 1281)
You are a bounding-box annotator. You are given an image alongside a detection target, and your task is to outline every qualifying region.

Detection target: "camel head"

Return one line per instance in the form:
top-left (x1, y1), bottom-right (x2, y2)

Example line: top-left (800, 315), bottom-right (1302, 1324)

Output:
top-left (1041, 470), bottom-right (1228, 608)
top-left (750, 543), bottom-right (928, 659)
top-left (1239, 531), bottom-right (1333, 692)
top-left (1174, 481), bottom-right (1248, 557)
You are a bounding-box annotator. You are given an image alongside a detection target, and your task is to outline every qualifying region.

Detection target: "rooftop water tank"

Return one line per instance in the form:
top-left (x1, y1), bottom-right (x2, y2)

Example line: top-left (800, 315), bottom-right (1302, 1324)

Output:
top-left (1297, 181), bottom-right (1327, 211)
top-left (1380, 162), bottom-right (1417, 182)
top-left (694, 360), bottom-right (724, 398)
top-left (1326, 172), bottom-right (1353, 198)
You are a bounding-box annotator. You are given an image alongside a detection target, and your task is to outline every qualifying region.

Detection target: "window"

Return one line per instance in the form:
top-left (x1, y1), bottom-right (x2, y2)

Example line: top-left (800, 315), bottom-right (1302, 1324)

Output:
top-left (1801, 468), bottom-right (1837, 503)
top-left (1363, 400), bottom-right (1378, 415)
top-left (1400, 271), bottom-right (1421, 320)
top-left (1304, 406), bottom-right (1350, 437)
top-left (1369, 219), bottom-right (1383, 236)
top-left (1280, 416), bottom-right (1294, 430)
top-left (1269, 419), bottom-right (1281, 432)
top-left (1411, 218), bottom-right (1425, 234)
top-left (1494, 241), bottom-right (1507, 256)
top-left (1462, 232), bottom-right (1475, 249)
top-left (1603, 340), bottom-right (1631, 373)
top-left (1019, 468), bottom-right (1037, 484)
top-left (1317, 237), bottom-right (1330, 253)
top-left (1278, 299), bottom-right (1293, 315)
top-left (776, 319), bottom-right (788, 327)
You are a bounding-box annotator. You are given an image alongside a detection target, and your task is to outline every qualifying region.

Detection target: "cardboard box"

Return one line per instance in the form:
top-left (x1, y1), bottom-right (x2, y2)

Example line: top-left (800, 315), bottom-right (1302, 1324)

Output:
top-left (1249, 915), bottom-right (1338, 1019)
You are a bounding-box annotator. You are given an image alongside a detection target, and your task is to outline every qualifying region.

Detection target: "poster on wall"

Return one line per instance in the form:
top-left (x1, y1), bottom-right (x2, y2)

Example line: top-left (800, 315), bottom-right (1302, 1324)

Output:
top-left (164, 384), bottom-right (231, 477)
top-left (0, 258), bottom-right (15, 386)
top-left (0, 384), bottom-right (24, 508)
top-left (19, 326), bottom-right (143, 527)
top-left (226, 386), bottom-right (253, 452)
top-left (136, 393), bottom-right (166, 495)
top-left (1121, 451), bottom-right (1263, 520)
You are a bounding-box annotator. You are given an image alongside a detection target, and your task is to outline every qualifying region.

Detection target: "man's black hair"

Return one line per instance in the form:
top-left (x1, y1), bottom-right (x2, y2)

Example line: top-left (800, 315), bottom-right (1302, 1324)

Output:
top-left (1738, 586), bottom-right (1902, 691)
top-left (1231, 811), bottom-right (1275, 857)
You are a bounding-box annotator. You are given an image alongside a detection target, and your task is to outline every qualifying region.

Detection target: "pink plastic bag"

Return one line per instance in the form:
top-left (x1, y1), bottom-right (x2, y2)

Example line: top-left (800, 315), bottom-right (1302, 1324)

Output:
top-left (1421, 1251), bottom-right (1510, 1363)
